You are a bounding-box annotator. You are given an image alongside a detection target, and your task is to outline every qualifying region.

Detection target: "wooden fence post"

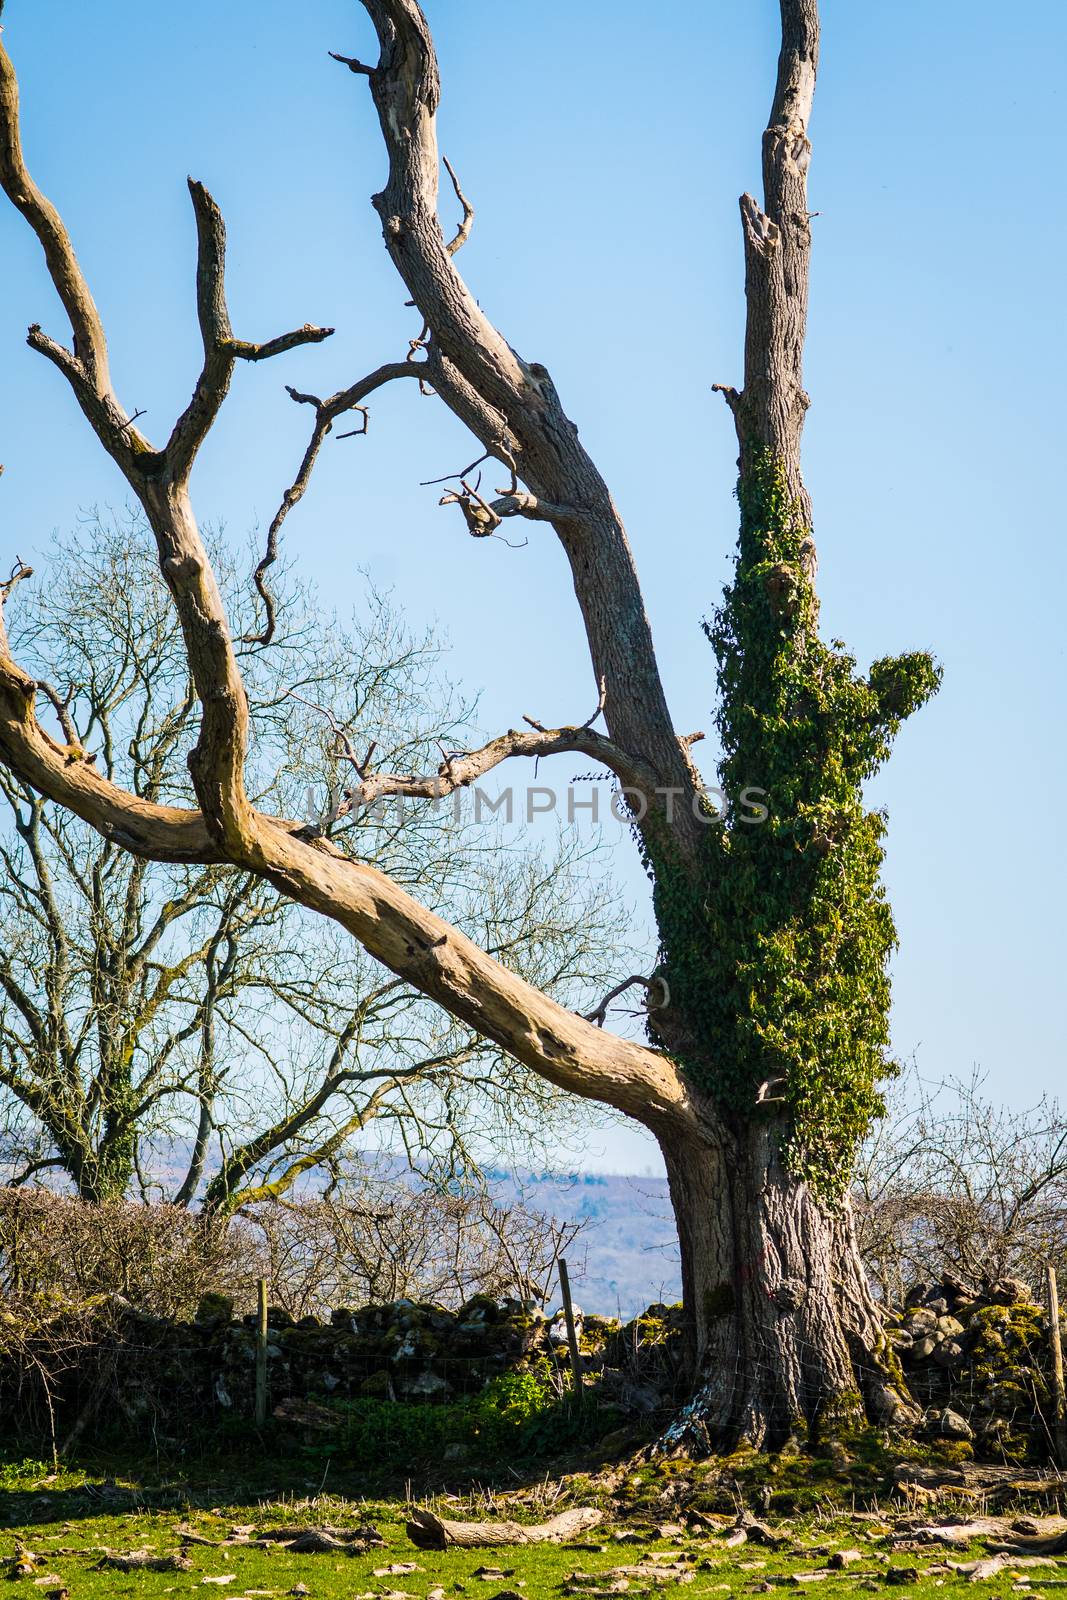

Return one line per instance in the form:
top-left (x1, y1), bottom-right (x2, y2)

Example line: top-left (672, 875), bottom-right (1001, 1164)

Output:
top-left (255, 1277), bottom-right (269, 1426)
top-left (558, 1257), bottom-right (584, 1407)
top-left (1047, 1263), bottom-right (1067, 1469)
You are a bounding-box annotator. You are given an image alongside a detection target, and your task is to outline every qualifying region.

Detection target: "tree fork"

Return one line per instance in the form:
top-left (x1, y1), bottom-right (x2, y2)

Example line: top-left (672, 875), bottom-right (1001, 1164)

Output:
top-left (0, 0), bottom-right (939, 1451)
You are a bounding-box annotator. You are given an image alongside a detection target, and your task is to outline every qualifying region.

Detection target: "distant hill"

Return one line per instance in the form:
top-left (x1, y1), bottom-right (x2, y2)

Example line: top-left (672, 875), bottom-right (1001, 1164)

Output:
top-left (485, 1169), bottom-right (681, 1318)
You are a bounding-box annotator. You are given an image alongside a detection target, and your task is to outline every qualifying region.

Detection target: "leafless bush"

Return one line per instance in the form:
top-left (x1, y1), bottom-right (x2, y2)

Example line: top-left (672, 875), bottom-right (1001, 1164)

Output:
top-left (854, 1071), bottom-right (1067, 1304)
top-left (0, 1190), bottom-right (244, 1318)
top-left (0, 1178), bottom-right (585, 1324)
top-left (0, 1180), bottom-right (586, 1452)
top-left (241, 1175), bottom-right (587, 1318)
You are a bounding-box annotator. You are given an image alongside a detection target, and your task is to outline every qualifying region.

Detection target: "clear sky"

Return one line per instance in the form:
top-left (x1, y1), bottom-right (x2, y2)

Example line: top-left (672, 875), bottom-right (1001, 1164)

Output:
top-left (1, 1), bottom-right (1064, 1173)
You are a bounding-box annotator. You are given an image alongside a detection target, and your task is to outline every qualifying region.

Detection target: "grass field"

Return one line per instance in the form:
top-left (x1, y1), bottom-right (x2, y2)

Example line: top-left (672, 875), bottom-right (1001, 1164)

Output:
top-left (3, 1455), bottom-right (1064, 1600)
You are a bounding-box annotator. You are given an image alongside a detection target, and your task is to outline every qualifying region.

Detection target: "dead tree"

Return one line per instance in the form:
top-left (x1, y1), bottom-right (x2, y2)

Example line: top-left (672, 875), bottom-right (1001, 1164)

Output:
top-left (0, 1), bottom-right (939, 1447)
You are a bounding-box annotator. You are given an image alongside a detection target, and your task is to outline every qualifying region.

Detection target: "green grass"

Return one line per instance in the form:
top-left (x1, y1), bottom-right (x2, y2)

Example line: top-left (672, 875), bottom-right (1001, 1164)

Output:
top-left (2, 1456), bottom-right (1061, 1600)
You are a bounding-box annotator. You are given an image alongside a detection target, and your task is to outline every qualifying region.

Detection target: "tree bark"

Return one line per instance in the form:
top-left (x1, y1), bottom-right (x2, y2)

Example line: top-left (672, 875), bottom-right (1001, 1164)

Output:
top-left (658, 1111), bottom-right (916, 1451)
top-left (725, 0), bottom-right (819, 518)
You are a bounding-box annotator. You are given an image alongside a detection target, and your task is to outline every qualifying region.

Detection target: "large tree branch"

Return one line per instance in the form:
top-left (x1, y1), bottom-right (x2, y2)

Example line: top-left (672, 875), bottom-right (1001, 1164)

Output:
top-left (1, 637), bottom-right (692, 1132)
top-left (250, 823), bottom-right (693, 1134)
top-left (0, 38), bottom-right (324, 852)
top-left (296, 681), bottom-right (658, 814)
top-left (0, 651), bottom-right (225, 862)
top-left (213, 1090), bottom-right (390, 1214)
top-left (342, 0), bottom-right (705, 853)
top-left (0, 44), bottom-right (109, 395)
top-left (0, 42), bottom-right (162, 475)
top-left (357, 0), bottom-right (528, 419)
top-left (356, 723), bottom-right (656, 806)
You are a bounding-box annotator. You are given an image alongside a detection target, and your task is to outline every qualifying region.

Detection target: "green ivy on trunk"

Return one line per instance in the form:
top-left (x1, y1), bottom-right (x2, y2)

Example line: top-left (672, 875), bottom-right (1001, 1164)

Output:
top-left (652, 451), bottom-right (940, 1197)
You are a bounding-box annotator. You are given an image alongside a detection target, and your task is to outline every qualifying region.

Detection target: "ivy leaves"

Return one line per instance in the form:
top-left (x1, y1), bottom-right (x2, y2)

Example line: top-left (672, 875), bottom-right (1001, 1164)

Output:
top-left (652, 452), bottom-right (940, 1197)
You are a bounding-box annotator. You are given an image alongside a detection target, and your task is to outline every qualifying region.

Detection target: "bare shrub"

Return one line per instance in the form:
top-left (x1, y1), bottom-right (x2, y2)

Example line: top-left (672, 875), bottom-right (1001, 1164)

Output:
top-left (0, 1190), bottom-right (243, 1318)
top-left (240, 1175), bottom-right (586, 1318)
top-left (854, 1071), bottom-right (1067, 1304)
top-left (0, 1177), bottom-right (585, 1325)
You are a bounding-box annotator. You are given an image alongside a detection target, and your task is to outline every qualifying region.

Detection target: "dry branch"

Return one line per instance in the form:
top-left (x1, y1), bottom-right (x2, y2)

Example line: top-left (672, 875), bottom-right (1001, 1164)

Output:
top-left (406, 1507), bottom-right (604, 1550)
top-left (166, 179), bottom-right (333, 482)
top-left (584, 973), bottom-right (669, 1030)
top-left (296, 692), bottom-right (659, 812)
top-left (442, 155), bottom-right (474, 255)
top-left (244, 361), bottom-right (421, 645)
top-left (94, 1550), bottom-right (192, 1573)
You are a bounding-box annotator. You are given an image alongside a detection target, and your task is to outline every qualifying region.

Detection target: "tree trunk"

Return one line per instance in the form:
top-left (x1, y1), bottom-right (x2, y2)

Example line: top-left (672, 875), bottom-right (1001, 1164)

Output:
top-left (658, 1111), bottom-right (915, 1452)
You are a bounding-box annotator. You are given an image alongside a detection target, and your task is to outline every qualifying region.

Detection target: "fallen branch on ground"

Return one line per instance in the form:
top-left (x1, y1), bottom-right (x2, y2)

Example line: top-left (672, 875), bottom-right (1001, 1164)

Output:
top-left (93, 1549), bottom-right (192, 1572)
top-left (406, 1506), bottom-right (603, 1550)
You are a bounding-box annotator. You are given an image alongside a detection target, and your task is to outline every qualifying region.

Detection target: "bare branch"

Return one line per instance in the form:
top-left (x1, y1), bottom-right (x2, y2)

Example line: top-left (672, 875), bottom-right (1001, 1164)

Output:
top-left (583, 675), bottom-right (607, 730)
top-left (0, 47), bottom-right (163, 478)
top-left (438, 474), bottom-right (503, 539)
top-left (243, 398), bottom-right (336, 650)
top-left (0, 43), bottom-right (110, 393)
top-left (243, 362), bottom-right (424, 647)
top-left (329, 50), bottom-right (375, 77)
top-left (755, 1075), bottom-right (787, 1106)
top-left (166, 180), bottom-right (334, 482)
top-left (296, 691), bottom-right (660, 810)
top-left (227, 327), bottom-right (334, 363)
top-left (0, 556), bottom-right (32, 653)
top-left (523, 675), bottom-right (606, 735)
top-left (489, 490), bottom-right (580, 524)
top-left (1, 55), bottom-right (318, 851)
top-left (420, 448), bottom-right (496, 488)
top-left (711, 382), bottom-right (741, 416)
top-left (442, 155), bottom-right (473, 256)
top-left (584, 972), bottom-right (670, 1030)
top-left (33, 680), bottom-right (78, 747)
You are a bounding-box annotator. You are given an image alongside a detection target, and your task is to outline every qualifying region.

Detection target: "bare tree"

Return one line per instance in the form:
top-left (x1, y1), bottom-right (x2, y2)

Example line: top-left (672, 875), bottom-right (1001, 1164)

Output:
top-left (855, 1071), bottom-right (1067, 1305)
top-left (0, 1), bottom-right (940, 1447)
top-left (0, 522), bottom-right (627, 1207)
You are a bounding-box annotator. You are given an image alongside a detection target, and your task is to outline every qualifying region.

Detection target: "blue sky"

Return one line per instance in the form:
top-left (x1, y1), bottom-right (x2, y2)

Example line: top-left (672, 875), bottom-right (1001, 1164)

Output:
top-left (1, 1), bottom-right (1064, 1171)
